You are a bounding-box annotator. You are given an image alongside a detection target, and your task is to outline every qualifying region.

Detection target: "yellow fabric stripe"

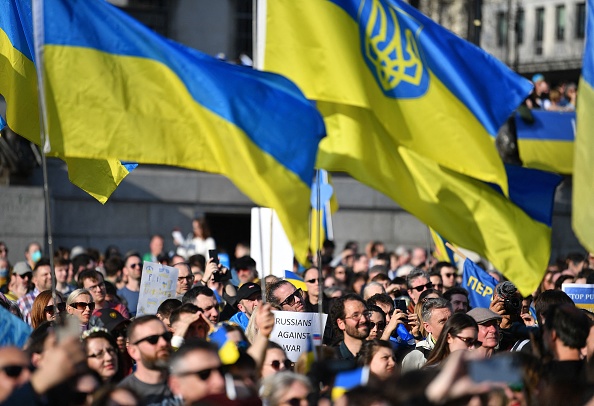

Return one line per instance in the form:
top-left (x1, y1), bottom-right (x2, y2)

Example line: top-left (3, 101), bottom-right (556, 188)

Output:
top-left (573, 78), bottom-right (594, 252)
top-left (264, 0), bottom-right (508, 192)
top-left (518, 139), bottom-right (574, 174)
top-left (44, 45), bottom-right (311, 261)
top-left (0, 29), bottom-right (130, 203)
top-left (317, 102), bottom-right (549, 295)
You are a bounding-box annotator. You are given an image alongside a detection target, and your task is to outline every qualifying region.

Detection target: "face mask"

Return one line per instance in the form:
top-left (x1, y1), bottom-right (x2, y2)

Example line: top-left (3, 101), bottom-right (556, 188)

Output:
top-left (32, 250), bottom-right (42, 263)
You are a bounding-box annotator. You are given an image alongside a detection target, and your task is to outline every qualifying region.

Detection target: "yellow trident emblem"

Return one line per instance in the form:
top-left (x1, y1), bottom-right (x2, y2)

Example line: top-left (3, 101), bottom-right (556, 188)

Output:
top-left (360, 0), bottom-right (424, 93)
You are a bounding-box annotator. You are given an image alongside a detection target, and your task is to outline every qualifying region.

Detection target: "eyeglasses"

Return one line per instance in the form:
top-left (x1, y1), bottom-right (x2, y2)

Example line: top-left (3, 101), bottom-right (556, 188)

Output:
top-left (18, 272), bottom-right (32, 279)
top-left (411, 282), bottom-right (433, 292)
top-left (1, 365), bottom-right (31, 378)
top-left (305, 278), bottom-right (318, 284)
top-left (369, 321), bottom-right (386, 330)
top-left (177, 275), bottom-right (194, 282)
top-left (129, 263), bottom-right (142, 269)
top-left (176, 365), bottom-right (225, 380)
top-left (70, 302), bottom-right (96, 311)
top-left (270, 359), bottom-right (294, 370)
top-left (88, 347), bottom-right (117, 359)
top-left (454, 335), bottom-right (482, 348)
top-left (86, 282), bottom-right (105, 291)
top-left (44, 302), bottom-right (66, 315)
top-left (443, 273), bottom-right (456, 278)
top-left (343, 311), bottom-right (372, 321)
top-left (279, 288), bottom-right (303, 307)
top-left (133, 331), bottom-right (173, 345)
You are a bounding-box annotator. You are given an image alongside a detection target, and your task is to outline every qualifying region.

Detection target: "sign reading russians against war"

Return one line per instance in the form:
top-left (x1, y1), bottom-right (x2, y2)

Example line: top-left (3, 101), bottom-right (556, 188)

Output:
top-left (270, 311), bottom-right (327, 362)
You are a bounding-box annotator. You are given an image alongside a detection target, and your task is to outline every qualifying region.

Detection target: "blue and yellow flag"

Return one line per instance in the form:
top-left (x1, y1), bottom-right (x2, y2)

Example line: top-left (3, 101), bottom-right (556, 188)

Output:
top-left (0, 0), bottom-right (134, 203)
top-left (515, 110), bottom-right (575, 174)
top-left (573, 0), bottom-right (594, 253)
top-left (284, 270), bottom-right (308, 292)
top-left (39, 0), bottom-right (325, 264)
top-left (461, 259), bottom-right (498, 309)
top-left (331, 367), bottom-right (370, 401)
top-left (310, 169), bottom-right (338, 253)
top-left (208, 327), bottom-right (240, 365)
top-left (430, 229), bottom-right (457, 264)
top-left (263, 0), bottom-right (533, 193)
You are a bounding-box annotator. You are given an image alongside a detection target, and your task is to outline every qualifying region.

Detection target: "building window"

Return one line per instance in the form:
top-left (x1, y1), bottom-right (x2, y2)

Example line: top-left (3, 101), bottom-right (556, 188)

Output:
top-left (497, 11), bottom-right (508, 47)
top-left (234, 0), bottom-right (253, 62)
top-left (556, 5), bottom-right (566, 40)
top-left (516, 7), bottom-right (524, 45)
top-left (535, 7), bottom-right (545, 42)
top-left (577, 3), bottom-right (586, 38)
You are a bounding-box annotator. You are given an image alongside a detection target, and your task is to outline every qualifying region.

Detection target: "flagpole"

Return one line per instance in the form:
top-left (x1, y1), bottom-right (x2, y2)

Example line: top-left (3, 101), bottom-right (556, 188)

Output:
top-left (315, 170), bottom-right (325, 359)
top-left (32, 0), bottom-right (57, 310)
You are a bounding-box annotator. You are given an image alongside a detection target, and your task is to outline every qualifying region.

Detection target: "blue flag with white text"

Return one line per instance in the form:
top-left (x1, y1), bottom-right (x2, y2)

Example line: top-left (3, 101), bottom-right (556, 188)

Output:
top-left (461, 259), bottom-right (499, 309)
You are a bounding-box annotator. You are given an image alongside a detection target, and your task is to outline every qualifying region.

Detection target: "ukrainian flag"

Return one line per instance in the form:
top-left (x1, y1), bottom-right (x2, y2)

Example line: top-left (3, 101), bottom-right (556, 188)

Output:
top-left (331, 367), bottom-right (369, 401)
top-left (573, 0), bottom-right (594, 253)
top-left (39, 0), bottom-right (325, 264)
top-left (263, 0), bottom-right (533, 193)
top-left (429, 228), bottom-right (457, 264)
top-left (515, 110), bottom-right (575, 174)
top-left (284, 270), bottom-right (308, 292)
top-left (310, 169), bottom-right (338, 254)
top-left (208, 327), bottom-right (240, 365)
top-left (0, 0), bottom-right (134, 203)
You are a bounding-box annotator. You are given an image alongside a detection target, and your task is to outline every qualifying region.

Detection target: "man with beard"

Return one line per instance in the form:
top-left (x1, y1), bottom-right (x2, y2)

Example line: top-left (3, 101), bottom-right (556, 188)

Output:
top-left (331, 294), bottom-right (370, 360)
top-left (267, 280), bottom-right (305, 312)
top-left (117, 253), bottom-right (143, 317)
top-left (118, 315), bottom-right (179, 406)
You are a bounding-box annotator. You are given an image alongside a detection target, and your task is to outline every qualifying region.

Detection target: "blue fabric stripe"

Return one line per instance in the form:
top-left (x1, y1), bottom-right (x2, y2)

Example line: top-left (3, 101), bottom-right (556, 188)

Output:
top-left (329, 0), bottom-right (532, 135)
top-left (584, 0), bottom-right (594, 85)
top-left (487, 165), bottom-right (562, 227)
top-left (44, 0), bottom-right (325, 184)
top-left (0, 115), bottom-right (6, 131)
top-left (0, 0), bottom-right (35, 62)
top-left (515, 111), bottom-right (575, 141)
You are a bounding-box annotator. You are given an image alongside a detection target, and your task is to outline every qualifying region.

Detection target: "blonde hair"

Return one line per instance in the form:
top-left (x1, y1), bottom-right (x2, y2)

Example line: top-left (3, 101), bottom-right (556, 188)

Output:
top-left (66, 288), bottom-right (92, 307)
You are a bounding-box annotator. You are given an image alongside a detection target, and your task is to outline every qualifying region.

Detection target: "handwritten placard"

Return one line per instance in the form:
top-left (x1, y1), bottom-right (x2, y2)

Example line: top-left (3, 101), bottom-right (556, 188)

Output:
top-left (269, 311), bottom-right (327, 362)
top-left (562, 284), bottom-right (594, 312)
top-left (137, 261), bottom-right (179, 316)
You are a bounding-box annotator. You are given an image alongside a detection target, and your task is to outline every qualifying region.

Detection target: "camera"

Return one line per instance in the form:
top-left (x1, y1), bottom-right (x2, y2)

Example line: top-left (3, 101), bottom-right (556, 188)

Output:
top-left (495, 281), bottom-right (521, 315)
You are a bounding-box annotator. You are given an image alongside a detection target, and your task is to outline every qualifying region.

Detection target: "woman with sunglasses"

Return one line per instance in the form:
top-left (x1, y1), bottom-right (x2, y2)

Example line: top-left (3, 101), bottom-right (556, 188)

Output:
top-left (261, 342), bottom-right (294, 378)
top-left (82, 327), bottom-right (123, 383)
top-left (66, 289), bottom-right (95, 331)
top-left (358, 339), bottom-right (396, 380)
top-left (424, 313), bottom-right (479, 368)
top-left (366, 305), bottom-right (387, 341)
top-left (30, 290), bottom-right (66, 329)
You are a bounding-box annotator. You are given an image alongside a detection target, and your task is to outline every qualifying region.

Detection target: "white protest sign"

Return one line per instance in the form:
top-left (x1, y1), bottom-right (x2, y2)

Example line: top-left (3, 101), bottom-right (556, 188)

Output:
top-left (562, 283), bottom-right (594, 312)
top-left (269, 311), bottom-right (327, 362)
top-left (136, 261), bottom-right (178, 316)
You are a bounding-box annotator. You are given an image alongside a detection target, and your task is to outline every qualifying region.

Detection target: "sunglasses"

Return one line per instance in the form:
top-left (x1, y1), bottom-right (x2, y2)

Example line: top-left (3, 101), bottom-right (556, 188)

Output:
top-left (129, 263), bottom-right (142, 269)
top-left (177, 275), bottom-right (195, 282)
top-left (133, 331), bottom-right (173, 345)
top-left (369, 321), bottom-right (386, 330)
top-left (433, 283), bottom-right (443, 290)
top-left (443, 273), bottom-right (456, 278)
top-left (270, 359), bottom-right (294, 370)
top-left (88, 347), bottom-right (117, 359)
top-left (454, 335), bottom-right (482, 348)
top-left (70, 302), bottom-right (96, 311)
top-left (411, 282), bottom-right (433, 292)
top-left (279, 288), bottom-right (303, 307)
top-left (2, 365), bottom-right (31, 378)
top-left (305, 278), bottom-right (318, 284)
top-left (177, 365), bottom-right (225, 380)
top-left (44, 302), bottom-right (66, 315)
top-left (18, 272), bottom-right (32, 279)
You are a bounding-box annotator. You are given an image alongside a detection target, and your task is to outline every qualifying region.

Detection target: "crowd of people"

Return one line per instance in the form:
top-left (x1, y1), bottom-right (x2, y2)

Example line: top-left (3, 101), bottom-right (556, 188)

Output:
top-left (1, 229), bottom-right (594, 406)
